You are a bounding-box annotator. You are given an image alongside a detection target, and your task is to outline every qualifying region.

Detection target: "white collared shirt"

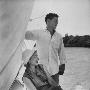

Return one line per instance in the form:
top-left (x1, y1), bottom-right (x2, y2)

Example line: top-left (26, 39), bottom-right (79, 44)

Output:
top-left (25, 29), bottom-right (66, 75)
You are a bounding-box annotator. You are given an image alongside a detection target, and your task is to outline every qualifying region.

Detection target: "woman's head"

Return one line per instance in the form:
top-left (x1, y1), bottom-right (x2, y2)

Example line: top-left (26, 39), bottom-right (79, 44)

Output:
top-left (22, 49), bottom-right (39, 67)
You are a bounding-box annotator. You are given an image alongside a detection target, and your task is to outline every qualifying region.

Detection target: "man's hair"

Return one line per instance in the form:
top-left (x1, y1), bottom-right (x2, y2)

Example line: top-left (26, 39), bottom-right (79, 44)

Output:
top-left (45, 13), bottom-right (59, 23)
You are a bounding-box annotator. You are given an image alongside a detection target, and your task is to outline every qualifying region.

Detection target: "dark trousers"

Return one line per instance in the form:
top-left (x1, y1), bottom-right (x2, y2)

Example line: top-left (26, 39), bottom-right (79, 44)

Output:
top-left (51, 73), bottom-right (59, 84)
top-left (51, 73), bottom-right (63, 90)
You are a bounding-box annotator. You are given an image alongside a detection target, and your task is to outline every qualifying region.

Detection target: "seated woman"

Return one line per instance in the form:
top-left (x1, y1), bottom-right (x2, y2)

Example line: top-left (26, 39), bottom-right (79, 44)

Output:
top-left (22, 49), bottom-right (62, 90)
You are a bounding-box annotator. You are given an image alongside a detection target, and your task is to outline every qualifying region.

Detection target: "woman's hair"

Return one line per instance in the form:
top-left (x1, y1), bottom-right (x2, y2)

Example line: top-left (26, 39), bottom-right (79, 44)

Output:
top-left (24, 62), bottom-right (29, 68)
top-left (29, 50), bottom-right (37, 60)
top-left (24, 50), bottom-right (37, 68)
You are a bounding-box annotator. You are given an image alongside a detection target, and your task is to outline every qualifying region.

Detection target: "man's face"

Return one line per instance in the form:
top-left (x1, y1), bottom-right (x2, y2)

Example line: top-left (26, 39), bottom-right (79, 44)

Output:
top-left (47, 17), bottom-right (58, 30)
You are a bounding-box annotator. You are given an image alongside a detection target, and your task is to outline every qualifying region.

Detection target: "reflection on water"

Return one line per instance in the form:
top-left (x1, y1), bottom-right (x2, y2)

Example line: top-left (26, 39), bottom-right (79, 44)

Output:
top-left (59, 47), bottom-right (90, 90)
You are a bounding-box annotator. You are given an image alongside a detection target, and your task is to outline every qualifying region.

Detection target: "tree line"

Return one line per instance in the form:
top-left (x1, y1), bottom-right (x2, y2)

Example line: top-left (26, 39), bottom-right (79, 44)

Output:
top-left (63, 34), bottom-right (90, 48)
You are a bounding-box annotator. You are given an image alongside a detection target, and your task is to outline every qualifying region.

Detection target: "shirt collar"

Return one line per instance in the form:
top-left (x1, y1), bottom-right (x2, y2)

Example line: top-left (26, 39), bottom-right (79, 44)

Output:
top-left (45, 29), bottom-right (56, 37)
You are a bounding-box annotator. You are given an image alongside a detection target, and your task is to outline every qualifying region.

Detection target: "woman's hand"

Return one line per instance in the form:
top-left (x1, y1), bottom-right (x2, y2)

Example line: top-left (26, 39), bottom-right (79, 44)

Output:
top-left (47, 76), bottom-right (58, 86)
top-left (43, 65), bottom-right (58, 86)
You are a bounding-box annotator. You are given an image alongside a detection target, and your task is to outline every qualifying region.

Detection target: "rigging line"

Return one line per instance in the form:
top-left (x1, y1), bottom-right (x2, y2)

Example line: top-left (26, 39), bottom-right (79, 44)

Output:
top-left (0, 39), bottom-right (24, 74)
top-left (21, 40), bottom-right (27, 50)
top-left (29, 14), bottom-right (45, 22)
top-left (11, 41), bottom-right (27, 81)
top-left (14, 62), bottom-right (24, 80)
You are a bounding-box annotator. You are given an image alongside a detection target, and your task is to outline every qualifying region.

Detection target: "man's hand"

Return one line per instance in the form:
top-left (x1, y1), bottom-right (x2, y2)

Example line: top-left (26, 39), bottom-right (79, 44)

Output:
top-left (58, 64), bottom-right (65, 75)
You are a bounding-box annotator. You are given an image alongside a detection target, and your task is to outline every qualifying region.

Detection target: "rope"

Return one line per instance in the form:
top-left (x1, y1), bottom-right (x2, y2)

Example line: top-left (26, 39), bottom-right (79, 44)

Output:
top-left (29, 14), bottom-right (45, 22)
top-left (14, 40), bottom-right (30, 78)
top-left (0, 39), bottom-right (23, 74)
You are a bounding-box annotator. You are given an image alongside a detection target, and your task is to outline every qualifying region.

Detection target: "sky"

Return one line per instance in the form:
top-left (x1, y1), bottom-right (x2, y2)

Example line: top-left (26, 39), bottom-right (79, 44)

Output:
top-left (27, 0), bottom-right (90, 36)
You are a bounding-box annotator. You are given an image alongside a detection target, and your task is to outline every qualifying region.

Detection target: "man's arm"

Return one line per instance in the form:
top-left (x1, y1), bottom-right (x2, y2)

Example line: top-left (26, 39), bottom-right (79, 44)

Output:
top-left (58, 38), bottom-right (66, 75)
top-left (25, 30), bottom-right (39, 40)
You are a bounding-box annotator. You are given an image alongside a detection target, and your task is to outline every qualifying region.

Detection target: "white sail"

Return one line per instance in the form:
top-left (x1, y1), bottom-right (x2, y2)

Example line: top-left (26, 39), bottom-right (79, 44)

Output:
top-left (0, 0), bottom-right (35, 90)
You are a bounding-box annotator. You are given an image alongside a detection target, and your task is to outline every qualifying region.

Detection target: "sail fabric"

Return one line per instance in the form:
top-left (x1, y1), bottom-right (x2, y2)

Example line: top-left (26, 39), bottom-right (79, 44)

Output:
top-left (0, 0), bottom-right (35, 90)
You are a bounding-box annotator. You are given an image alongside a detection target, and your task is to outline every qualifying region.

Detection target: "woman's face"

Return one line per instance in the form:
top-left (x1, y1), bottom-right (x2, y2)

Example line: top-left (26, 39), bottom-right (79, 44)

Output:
top-left (29, 52), bottom-right (39, 66)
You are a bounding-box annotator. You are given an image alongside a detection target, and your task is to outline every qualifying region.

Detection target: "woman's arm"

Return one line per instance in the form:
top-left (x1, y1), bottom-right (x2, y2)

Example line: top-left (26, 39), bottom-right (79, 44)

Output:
top-left (23, 77), bottom-right (37, 90)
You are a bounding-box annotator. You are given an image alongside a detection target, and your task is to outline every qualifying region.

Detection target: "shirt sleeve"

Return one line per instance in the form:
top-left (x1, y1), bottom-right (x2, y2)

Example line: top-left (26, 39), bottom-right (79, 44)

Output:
top-left (25, 30), bottom-right (39, 40)
top-left (58, 37), bottom-right (67, 65)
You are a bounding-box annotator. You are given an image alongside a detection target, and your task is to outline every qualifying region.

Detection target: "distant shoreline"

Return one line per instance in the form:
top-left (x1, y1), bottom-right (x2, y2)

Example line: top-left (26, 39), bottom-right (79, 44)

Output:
top-left (63, 34), bottom-right (90, 48)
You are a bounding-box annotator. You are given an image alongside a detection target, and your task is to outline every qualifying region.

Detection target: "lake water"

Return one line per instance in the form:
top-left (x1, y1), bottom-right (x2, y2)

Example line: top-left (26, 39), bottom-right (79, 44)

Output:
top-left (59, 47), bottom-right (90, 90)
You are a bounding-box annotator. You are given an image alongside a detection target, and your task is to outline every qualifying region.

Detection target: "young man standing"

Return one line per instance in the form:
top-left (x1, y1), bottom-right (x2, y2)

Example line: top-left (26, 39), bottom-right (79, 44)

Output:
top-left (25, 13), bottom-right (66, 85)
